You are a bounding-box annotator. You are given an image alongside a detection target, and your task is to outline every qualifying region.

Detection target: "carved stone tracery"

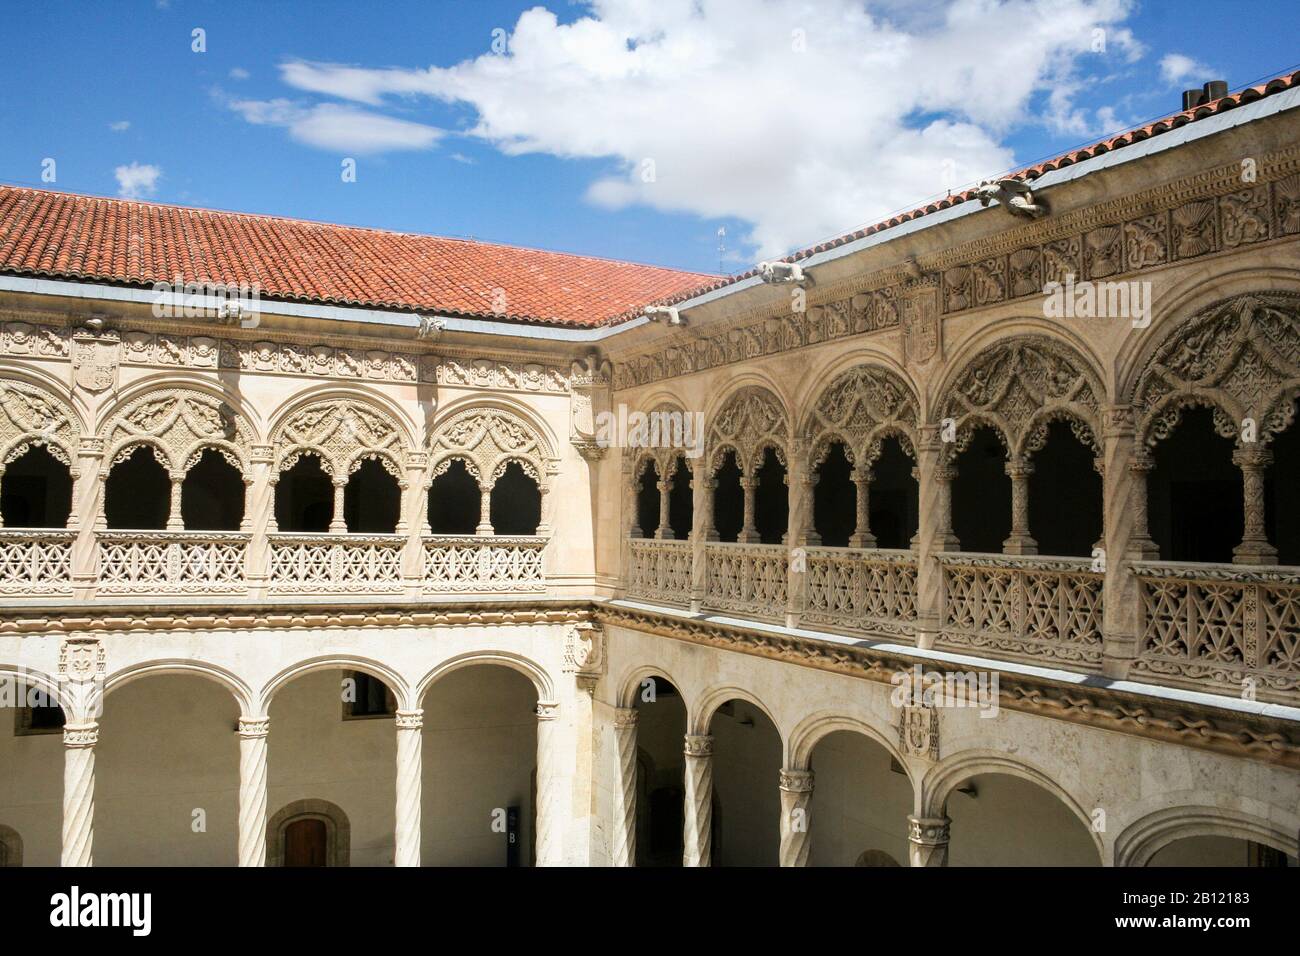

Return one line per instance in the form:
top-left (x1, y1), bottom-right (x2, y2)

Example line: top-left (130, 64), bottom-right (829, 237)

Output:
top-left (707, 386), bottom-right (788, 476)
top-left (427, 406), bottom-right (552, 491)
top-left (804, 365), bottom-right (919, 469)
top-left (0, 380), bottom-right (80, 474)
top-left (104, 388), bottom-right (251, 476)
top-left (272, 399), bottom-right (406, 480)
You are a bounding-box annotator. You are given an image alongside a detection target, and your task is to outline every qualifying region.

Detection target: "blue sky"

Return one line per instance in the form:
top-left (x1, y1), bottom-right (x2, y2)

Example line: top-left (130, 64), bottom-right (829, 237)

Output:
top-left (0, 0), bottom-right (1295, 275)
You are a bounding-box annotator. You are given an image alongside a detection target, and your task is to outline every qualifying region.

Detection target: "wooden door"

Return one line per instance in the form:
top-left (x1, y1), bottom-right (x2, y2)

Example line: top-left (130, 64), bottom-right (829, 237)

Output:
top-left (284, 818), bottom-right (328, 867)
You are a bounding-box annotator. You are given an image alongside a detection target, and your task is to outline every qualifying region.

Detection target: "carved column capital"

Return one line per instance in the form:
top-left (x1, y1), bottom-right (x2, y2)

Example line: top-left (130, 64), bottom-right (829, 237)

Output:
top-left (62, 721), bottom-right (99, 748)
top-left (907, 814), bottom-right (951, 866)
top-left (613, 707), bottom-right (639, 729)
top-left (237, 716), bottom-right (270, 738)
top-left (683, 733), bottom-right (714, 757)
top-left (778, 768), bottom-right (814, 793)
top-left (536, 700), bottom-right (560, 721)
top-left (395, 709), bottom-right (424, 730)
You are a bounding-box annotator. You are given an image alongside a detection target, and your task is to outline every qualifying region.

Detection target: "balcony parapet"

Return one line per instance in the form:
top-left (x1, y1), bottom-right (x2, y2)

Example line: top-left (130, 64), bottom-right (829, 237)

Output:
top-left (421, 534), bottom-right (547, 593)
top-left (624, 538), bottom-right (692, 606)
top-left (702, 541), bottom-right (789, 621)
top-left (0, 530), bottom-right (75, 595)
top-left (268, 533), bottom-right (406, 594)
top-left (803, 546), bottom-right (918, 638)
top-left (98, 530), bottom-right (249, 595)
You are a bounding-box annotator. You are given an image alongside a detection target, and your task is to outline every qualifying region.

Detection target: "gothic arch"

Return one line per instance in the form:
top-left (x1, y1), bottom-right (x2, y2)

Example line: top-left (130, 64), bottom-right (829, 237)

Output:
top-left (0, 376), bottom-right (82, 477)
top-left (259, 656), bottom-right (410, 715)
top-left (270, 393), bottom-right (410, 481)
top-left (1127, 291), bottom-right (1300, 448)
top-left (1114, 804), bottom-right (1300, 867)
top-left (785, 711), bottom-right (911, 781)
top-left (100, 385), bottom-right (254, 477)
top-left (416, 650), bottom-right (554, 706)
top-left (705, 384), bottom-right (790, 476)
top-left (426, 404), bottom-right (555, 493)
top-left (801, 363), bottom-right (920, 470)
top-left (935, 334), bottom-right (1104, 465)
top-left (103, 659), bottom-right (255, 716)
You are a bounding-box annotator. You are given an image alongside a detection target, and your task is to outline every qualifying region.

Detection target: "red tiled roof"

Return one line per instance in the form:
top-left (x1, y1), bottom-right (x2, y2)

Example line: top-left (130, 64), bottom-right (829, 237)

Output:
top-left (623, 67), bottom-right (1300, 321)
top-left (0, 186), bottom-right (713, 327)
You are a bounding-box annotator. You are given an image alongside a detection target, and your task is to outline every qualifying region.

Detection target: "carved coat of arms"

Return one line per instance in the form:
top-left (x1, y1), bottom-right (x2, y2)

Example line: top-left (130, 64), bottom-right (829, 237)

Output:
top-left (899, 288), bottom-right (941, 366)
top-left (70, 330), bottom-right (121, 393)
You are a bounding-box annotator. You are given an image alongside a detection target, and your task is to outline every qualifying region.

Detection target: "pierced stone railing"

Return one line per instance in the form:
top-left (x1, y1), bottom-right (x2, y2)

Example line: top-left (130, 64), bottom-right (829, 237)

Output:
top-left (0, 530), bottom-right (74, 596)
top-left (937, 552), bottom-right (1104, 668)
top-left (702, 542), bottom-right (789, 621)
top-left (625, 538), bottom-right (693, 606)
top-left (1132, 561), bottom-right (1300, 704)
top-left (98, 531), bottom-right (249, 594)
top-left (803, 547), bottom-right (918, 638)
top-left (421, 535), bottom-right (547, 592)
top-left (269, 533), bottom-right (405, 594)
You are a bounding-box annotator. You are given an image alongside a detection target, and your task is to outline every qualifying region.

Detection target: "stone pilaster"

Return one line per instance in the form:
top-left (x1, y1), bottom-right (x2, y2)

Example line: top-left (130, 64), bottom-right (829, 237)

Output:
top-left (534, 700), bottom-right (560, 866)
top-left (1002, 456), bottom-right (1037, 555)
top-left (70, 438), bottom-right (104, 599)
top-left (394, 709), bottom-right (423, 867)
top-left (907, 814), bottom-right (950, 867)
top-left (237, 716), bottom-right (269, 867)
top-left (1232, 445), bottom-right (1277, 565)
top-left (786, 441), bottom-right (815, 627)
top-left (913, 425), bottom-right (959, 650)
top-left (682, 734), bottom-right (714, 867)
top-left (245, 444), bottom-right (275, 598)
top-left (612, 707), bottom-right (639, 867)
top-left (778, 768), bottom-right (814, 867)
top-left (689, 473), bottom-right (715, 612)
top-left (1100, 406), bottom-right (1148, 676)
top-left (62, 721), bottom-right (98, 867)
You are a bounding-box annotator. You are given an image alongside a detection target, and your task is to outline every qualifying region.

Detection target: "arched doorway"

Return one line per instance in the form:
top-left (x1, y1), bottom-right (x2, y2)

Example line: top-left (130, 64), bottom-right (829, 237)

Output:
top-left (943, 772), bottom-right (1100, 866)
top-left (806, 730), bottom-right (912, 866)
top-left (708, 698), bottom-right (781, 865)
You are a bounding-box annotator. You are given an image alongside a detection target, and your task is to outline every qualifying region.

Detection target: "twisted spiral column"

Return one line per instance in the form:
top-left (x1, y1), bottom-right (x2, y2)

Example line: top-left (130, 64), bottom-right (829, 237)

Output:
top-left (1101, 407), bottom-right (1150, 676)
top-left (237, 716), bottom-right (269, 867)
top-left (534, 700), bottom-right (560, 866)
top-left (907, 815), bottom-right (950, 867)
top-left (778, 769), bottom-right (814, 867)
top-left (394, 709), bottom-right (423, 867)
top-left (682, 734), bottom-right (714, 867)
top-left (914, 426), bottom-right (959, 649)
top-left (61, 721), bottom-right (98, 867)
top-left (612, 708), bottom-right (639, 867)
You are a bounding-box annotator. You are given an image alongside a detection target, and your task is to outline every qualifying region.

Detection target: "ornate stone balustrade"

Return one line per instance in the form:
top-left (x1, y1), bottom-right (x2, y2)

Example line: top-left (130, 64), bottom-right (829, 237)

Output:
top-left (0, 530), bottom-right (74, 595)
top-left (702, 542), bottom-right (789, 621)
top-left (1132, 561), bottom-right (1300, 704)
top-left (803, 547), bottom-right (918, 638)
top-left (98, 531), bottom-right (249, 594)
top-left (936, 553), bottom-right (1104, 668)
top-left (421, 535), bottom-right (547, 593)
top-left (269, 534), bottom-right (406, 594)
top-left (624, 538), bottom-right (692, 606)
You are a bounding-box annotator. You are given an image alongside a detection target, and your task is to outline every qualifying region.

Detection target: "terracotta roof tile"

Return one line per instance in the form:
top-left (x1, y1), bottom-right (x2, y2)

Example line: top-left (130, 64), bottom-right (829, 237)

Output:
top-left (0, 186), bottom-right (712, 328)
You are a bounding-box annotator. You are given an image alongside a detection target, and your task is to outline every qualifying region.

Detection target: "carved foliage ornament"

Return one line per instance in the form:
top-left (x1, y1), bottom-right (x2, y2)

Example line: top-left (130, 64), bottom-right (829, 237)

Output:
top-left (1133, 292), bottom-right (1300, 447)
top-left (273, 399), bottom-right (406, 480)
top-left (941, 336), bottom-right (1102, 459)
top-left (106, 388), bottom-right (251, 475)
top-left (805, 365), bottom-right (918, 468)
top-left (428, 406), bottom-right (550, 490)
top-left (0, 380), bottom-right (79, 473)
top-left (707, 386), bottom-right (788, 475)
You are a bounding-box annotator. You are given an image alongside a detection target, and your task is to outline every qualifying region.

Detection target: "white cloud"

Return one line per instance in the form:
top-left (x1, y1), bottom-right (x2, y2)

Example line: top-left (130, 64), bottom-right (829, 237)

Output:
top-left (114, 162), bottom-right (161, 199)
top-left (227, 97), bottom-right (442, 153)
top-left (1159, 52), bottom-right (1210, 86)
top-left (108, 120), bottom-right (130, 132)
top-left (229, 67), bottom-right (251, 80)
top-left (271, 0), bottom-right (1146, 256)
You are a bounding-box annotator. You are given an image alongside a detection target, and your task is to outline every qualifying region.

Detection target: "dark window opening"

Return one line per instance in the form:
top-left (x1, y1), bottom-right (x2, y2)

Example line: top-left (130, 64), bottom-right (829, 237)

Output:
top-left (275, 454), bottom-right (333, 533)
top-left (753, 447), bottom-right (788, 545)
top-left (813, 441), bottom-right (854, 547)
top-left (342, 671), bottom-right (395, 719)
top-left (1148, 407), bottom-right (1241, 563)
top-left (181, 448), bottom-right (245, 531)
top-left (0, 445), bottom-right (72, 528)
top-left (490, 461), bottom-right (541, 535)
top-left (15, 699), bottom-right (65, 736)
top-left (1028, 420), bottom-right (1102, 557)
top-left (428, 458), bottom-right (479, 535)
top-left (712, 451), bottom-right (743, 543)
top-left (667, 457), bottom-right (693, 539)
top-left (104, 446), bottom-right (169, 530)
top-left (634, 459), bottom-right (659, 538)
top-left (343, 457), bottom-right (400, 534)
top-left (1267, 398), bottom-right (1299, 566)
top-left (871, 436), bottom-right (919, 550)
top-left (950, 426), bottom-right (1010, 554)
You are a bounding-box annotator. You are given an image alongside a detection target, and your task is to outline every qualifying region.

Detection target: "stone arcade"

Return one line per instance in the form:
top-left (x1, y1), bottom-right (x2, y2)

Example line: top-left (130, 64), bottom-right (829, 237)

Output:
top-left (0, 71), bottom-right (1298, 867)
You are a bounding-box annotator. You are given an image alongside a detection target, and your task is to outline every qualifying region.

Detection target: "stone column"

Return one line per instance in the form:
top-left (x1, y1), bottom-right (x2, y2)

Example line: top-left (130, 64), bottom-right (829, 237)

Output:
top-left (237, 716), bottom-right (269, 867)
top-left (654, 476), bottom-right (674, 539)
top-left (62, 721), bottom-right (98, 867)
top-left (1100, 407), bottom-right (1151, 677)
top-left (625, 457), bottom-right (643, 539)
top-left (1002, 456), bottom-right (1037, 555)
top-left (394, 709), bottom-right (423, 867)
top-left (778, 768), bottom-right (814, 867)
top-left (690, 472), bottom-right (715, 612)
top-left (1127, 449), bottom-right (1159, 560)
top-left (166, 473), bottom-right (185, 531)
top-left (737, 476), bottom-right (759, 543)
top-left (612, 707), bottom-right (639, 867)
top-left (682, 734), bottom-right (714, 867)
top-left (787, 442), bottom-right (815, 627)
top-left (70, 439), bottom-right (104, 599)
top-left (245, 444), bottom-right (275, 598)
top-left (239, 477), bottom-right (255, 533)
top-left (1232, 445), bottom-right (1277, 565)
top-left (849, 466), bottom-right (876, 548)
top-left (476, 485), bottom-right (493, 536)
top-left (907, 814), bottom-right (950, 867)
top-left (914, 426), bottom-right (960, 650)
top-left (328, 477), bottom-right (347, 533)
top-left (534, 700), bottom-right (560, 866)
